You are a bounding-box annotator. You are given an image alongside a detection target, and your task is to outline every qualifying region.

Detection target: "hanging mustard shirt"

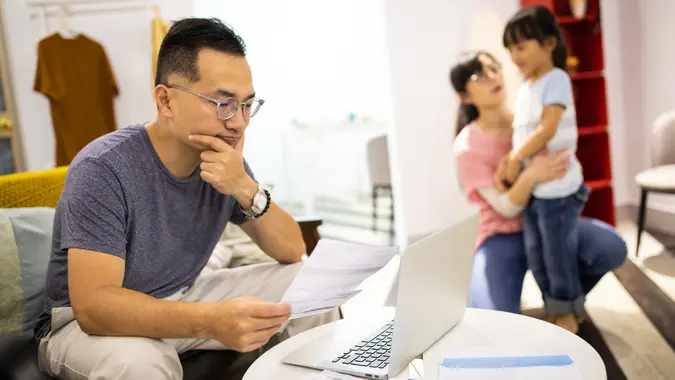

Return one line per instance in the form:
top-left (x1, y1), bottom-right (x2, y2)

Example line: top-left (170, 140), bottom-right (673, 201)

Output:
top-left (33, 33), bottom-right (118, 166)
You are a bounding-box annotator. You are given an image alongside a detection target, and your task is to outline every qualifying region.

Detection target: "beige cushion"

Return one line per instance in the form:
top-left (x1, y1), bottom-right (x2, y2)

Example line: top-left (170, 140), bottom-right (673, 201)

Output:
top-left (635, 165), bottom-right (675, 191)
top-left (0, 208), bottom-right (55, 336)
top-left (651, 110), bottom-right (675, 167)
top-left (0, 209), bottom-right (22, 334)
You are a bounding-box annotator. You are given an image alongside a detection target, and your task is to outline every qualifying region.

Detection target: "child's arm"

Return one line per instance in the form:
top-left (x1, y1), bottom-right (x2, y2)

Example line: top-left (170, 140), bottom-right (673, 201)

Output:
top-left (509, 105), bottom-right (564, 162)
top-left (482, 149), bottom-right (570, 217)
top-left (505, 106), bottom-right (563, 183)
top-left (506, 70), bottom-right (573, 184)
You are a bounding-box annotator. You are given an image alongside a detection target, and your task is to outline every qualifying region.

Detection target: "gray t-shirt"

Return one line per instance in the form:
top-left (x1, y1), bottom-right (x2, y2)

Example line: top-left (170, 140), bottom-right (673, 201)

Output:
top-left (34, 124), bottom-right (254, 340)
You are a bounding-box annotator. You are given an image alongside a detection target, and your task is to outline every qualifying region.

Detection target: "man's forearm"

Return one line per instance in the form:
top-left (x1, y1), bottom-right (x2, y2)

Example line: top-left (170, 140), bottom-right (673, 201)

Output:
top-left (233, 176), bottom-right (305, 263)
top-left (241, 203), bottom-right (305, 264)
top-left (75, 286), bottom-right (212, 339)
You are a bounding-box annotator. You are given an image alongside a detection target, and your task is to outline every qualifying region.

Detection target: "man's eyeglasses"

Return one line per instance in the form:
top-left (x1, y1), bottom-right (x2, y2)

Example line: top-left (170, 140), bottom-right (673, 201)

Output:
top-left (168, 85), bottom-right (265, 120)
top-left (470, 63), bottom-right (502, 83)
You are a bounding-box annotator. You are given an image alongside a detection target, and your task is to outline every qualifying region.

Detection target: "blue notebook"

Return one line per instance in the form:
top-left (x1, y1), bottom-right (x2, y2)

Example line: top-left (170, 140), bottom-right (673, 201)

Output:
top-left (439, 354), bottom-right (582, 380)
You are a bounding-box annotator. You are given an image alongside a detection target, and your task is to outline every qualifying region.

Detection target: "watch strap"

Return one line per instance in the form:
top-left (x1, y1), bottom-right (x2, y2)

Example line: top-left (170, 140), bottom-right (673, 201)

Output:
top-left (259, 189), bottom-right (271, 216)
top-left (242, 187), bottom-right (271, 220)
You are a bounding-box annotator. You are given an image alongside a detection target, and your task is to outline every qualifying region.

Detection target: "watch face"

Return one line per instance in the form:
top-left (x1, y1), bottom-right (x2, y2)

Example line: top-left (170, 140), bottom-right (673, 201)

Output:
top-left (253, 190), bottom-right (267, 211)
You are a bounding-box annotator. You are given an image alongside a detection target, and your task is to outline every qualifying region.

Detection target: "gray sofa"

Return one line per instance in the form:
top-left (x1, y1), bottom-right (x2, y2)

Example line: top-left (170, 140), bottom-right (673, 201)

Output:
top-left (0, 207), bottom-right (322, 380)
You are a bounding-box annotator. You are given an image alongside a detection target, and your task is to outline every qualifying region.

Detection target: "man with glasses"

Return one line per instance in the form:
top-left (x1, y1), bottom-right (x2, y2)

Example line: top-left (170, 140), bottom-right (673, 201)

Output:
top-left (35, 17), bottom-right (338, 379)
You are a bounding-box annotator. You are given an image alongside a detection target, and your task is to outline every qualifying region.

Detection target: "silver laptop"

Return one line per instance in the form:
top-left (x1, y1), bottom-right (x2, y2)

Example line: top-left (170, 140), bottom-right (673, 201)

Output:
top-left (281, 212), bottom-right (479, 379)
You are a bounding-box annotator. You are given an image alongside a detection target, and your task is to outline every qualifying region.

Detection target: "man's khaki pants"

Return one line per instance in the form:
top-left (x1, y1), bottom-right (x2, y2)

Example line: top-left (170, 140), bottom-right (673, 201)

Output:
top-left (37, 245), bottom-right (339, 380)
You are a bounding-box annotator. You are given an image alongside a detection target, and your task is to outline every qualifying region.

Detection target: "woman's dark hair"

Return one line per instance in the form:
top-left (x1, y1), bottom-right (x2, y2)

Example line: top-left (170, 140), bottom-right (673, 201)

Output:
top-left (449, 51), bottom-right (499, 136)
top-left (502, 5), bottom-right (567, 71)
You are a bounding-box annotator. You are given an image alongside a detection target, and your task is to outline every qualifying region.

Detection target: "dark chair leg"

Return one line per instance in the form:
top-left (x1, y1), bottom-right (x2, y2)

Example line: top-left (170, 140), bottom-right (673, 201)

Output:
top-left (298, 219), bottom-right (322, 256)
top-left (372, 186), bottom-right (378, 232)
top-left (389, 187), bottom-right (395, 245)
top-left (636, 189), bottom-right (649, 258)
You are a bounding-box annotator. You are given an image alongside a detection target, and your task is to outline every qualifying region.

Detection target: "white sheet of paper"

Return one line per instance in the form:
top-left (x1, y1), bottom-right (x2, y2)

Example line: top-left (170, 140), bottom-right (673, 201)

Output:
top-left (303, 370), bottom-right (360, 380)
top-left (438, 353), bottom-right (583, 380)
top-left (280, 239), bottom-right (398, 319)
top-left (289, 289), bottom-right (362, 319)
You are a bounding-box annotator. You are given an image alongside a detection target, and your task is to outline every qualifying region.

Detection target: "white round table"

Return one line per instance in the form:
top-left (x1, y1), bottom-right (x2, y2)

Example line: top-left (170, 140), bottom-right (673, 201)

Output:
top-left (243, 307), bottom-right (606, 380)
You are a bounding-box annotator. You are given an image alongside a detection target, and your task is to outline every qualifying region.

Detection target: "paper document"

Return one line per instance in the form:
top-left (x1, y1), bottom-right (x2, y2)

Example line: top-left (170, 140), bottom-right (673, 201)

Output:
top-left (280, 239), bottom-right (398, 319)
top-left (439, 354), bottom-right (583, 380)
top-left (303, 370), bottom-right (360, 380)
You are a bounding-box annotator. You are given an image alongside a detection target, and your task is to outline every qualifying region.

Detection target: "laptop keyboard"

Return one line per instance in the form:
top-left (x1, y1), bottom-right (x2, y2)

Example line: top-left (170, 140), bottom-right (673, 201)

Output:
top-left (331, 320), bottom-right (394, 369)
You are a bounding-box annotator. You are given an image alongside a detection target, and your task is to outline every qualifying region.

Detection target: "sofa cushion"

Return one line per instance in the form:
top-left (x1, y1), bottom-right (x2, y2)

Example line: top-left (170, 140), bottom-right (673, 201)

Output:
top-left (0, 208), bottom-right (55, 336)
top-left (0, 209), bottom-right (22, 334)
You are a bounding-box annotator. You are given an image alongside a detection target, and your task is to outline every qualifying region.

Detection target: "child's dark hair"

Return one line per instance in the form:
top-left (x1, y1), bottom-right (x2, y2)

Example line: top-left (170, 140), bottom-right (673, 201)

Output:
top-left (502, 5), bottom-right (567, 71)
top-left (449, 51), bottom-right (499, 136)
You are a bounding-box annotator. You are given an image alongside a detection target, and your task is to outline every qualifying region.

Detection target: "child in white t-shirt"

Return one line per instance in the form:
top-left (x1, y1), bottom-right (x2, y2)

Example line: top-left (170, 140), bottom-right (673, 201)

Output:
top-left (498, 5), bottom-right (589, 333)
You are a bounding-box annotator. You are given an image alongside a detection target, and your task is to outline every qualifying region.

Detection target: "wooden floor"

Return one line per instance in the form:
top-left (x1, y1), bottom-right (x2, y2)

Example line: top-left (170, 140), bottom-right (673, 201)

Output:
top-left (520, 222), bottom-right (675, 380)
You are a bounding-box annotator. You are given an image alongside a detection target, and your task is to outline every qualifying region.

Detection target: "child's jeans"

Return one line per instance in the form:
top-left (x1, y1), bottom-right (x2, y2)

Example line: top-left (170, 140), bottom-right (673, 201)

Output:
top-left (522, 185), bottom-right (590, 316)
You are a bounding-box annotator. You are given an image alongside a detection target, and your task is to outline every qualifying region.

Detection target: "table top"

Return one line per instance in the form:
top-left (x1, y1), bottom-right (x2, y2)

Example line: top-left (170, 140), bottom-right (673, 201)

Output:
top-left (243, 307), bottom-right (606, 380)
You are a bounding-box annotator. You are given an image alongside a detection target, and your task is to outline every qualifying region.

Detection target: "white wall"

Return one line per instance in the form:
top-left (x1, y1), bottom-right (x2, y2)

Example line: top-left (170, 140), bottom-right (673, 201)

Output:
top-left (599, 0), bottom-right (633, 207)
top-left (637, 0), bottom-right (675, 213)
top-left (194, 0), bottom-right (394, 204)
top-left (383, 0), bottom-right (519, 245)
top-left (195, 0), bottom-right (393, 121)
top-left (602, 0), bottom-right (675, 214)
top-left (3, 0), bottom-right (194, 171)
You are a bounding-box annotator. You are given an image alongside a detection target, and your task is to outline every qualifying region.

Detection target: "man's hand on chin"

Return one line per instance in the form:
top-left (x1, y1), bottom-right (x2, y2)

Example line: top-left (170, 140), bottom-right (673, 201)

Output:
top-left (188, 133), bottom-right (256, 205)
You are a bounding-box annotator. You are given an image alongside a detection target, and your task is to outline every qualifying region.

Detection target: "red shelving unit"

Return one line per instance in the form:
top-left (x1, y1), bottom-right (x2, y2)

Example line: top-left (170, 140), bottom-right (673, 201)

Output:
top-left (520, 0), bottom-right (616, 226)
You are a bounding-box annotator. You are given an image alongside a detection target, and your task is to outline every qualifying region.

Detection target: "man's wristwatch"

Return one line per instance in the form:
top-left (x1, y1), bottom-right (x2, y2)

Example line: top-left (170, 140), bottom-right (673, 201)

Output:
top-left (241, 185), bottom-right (271, 220)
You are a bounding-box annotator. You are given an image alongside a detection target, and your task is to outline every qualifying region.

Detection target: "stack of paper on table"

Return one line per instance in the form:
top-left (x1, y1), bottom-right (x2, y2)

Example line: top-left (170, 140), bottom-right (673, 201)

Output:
top-left (280, 239), bottom-right (398, 319)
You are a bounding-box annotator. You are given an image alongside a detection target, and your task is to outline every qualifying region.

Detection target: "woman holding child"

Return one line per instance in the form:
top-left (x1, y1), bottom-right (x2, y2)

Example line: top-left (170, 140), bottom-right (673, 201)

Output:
top-left (450, 6), bottom-right (627, 333)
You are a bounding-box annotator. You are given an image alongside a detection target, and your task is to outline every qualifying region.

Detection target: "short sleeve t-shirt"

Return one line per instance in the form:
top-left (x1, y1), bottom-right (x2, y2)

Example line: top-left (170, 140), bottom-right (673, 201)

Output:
top-left (34, 124), bottom-right (254, 340)
top-left (512, 68), bottom-right (583, 198)
top-left (34, 34), bottom-right (119, 166)
top-left (454, 125), bottom-right (522, 248)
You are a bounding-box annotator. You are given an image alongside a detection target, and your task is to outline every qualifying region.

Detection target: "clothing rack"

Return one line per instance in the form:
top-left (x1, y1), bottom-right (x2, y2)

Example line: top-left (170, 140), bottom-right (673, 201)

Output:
top-left (28, 0), bottom-right (160, 35)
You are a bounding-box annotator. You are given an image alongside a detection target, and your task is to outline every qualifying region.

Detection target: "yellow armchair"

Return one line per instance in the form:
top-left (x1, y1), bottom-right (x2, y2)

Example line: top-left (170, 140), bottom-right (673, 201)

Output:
top-left (0, 167), bottom-right (68, 208)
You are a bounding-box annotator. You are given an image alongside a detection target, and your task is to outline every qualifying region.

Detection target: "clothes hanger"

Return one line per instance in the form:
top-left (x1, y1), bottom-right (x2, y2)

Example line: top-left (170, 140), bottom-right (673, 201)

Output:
top-left (41, 5), bottom-right (49, 36)
top-left (58, 5), bottom-right (78, 39)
